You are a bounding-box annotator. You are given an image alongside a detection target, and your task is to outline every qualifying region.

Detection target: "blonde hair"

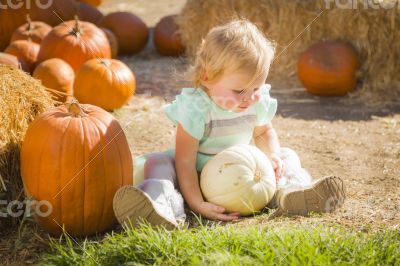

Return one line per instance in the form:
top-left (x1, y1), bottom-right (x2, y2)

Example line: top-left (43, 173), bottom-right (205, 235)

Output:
top-left (185, 19), bottom-right (276, 89)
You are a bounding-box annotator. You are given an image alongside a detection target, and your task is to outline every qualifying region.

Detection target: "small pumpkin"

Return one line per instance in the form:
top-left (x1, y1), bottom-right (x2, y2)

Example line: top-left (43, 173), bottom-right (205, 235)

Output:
top-left (297, 40), bottom-right (360, 96)
top-left (77, 2), bottom-right (104, 25)
top-left (37, 16), bottom-right (111, 73)
top-left (4, 40), bottom-right (40, 73)
top-left (200, 144), bottom-right (276, 216)
top-left (101, 28), bottom-right (119, 58)
top-left (20, 101), bottom-right (133, 237)
top-left (10, 15), bottom-right (52, 44)
top-left (74, 59), bottom-right (135, 110)
top-left (33, 58), bottom-right (75, 102)
top-left (0, 0), bottom-right (77, 51)
top-left (154, 15), bottom-right (185, 56)
top-left (0, 52), bottom-right (30, 72)
top-left (99, 12), bottom-right (149, 55)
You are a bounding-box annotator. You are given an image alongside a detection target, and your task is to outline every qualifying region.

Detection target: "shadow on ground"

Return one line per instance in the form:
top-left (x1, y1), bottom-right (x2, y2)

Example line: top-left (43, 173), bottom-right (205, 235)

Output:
top-left (271, 88), bottom-right (400, 121)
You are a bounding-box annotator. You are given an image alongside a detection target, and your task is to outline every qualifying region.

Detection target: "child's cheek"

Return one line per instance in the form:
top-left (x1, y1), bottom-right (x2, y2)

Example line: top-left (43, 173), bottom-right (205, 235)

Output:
top-left (223, 94), bottom-right (241, 109)
top-left (213, 94), bottom-right (238, 109)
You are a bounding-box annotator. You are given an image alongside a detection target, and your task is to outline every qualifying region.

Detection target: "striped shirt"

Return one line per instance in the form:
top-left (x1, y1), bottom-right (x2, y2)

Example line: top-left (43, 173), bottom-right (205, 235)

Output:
top-left (163, 84), bottom-right (277, 171)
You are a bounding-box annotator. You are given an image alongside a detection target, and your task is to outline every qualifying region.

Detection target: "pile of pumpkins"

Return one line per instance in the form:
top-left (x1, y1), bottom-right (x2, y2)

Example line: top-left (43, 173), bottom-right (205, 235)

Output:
top-left (0, 0), bottom-right (185, 237)
top-left (0, 0), bottom-right (185, 111)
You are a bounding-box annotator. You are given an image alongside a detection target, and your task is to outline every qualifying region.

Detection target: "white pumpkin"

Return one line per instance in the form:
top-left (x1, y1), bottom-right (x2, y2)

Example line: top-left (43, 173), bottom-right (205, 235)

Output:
top-left (200, 144), bottom-right (277, 216)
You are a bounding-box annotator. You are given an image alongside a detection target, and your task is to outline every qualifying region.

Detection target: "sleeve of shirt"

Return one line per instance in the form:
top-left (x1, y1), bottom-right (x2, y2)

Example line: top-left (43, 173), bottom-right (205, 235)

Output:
top-left (163, 88), bottom-right (209, 140)
top-left (254, 84), bottom-right (278, 126)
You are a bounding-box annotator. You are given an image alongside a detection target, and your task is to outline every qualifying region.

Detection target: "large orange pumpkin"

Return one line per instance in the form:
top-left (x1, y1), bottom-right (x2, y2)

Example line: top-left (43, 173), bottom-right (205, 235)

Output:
top-left (99, 12), bottom-right (149, 55)
top-left (77, 0), bottom-right (102, 7)
top-left (0, 52), bottom-right (30, 72)
top-left (0, 0), bottom-right (76, 51)
top-left (4, 40), bottom-right (40, 73)
top-left (74, 59), bottom-right (136, 110)
top-left (10, 15), bottom-right (52, 44)
top-left (154, 15), bottom-right (185, 56)
top-left (101, 28), bottom-right (119, 58)
top-left (77, 2), bottom-right (104, 25)
top-left (33, 58), bottom-right (75, 103)
top-left (297, 40), bottom-right (360, 96)
top-left (37, 17), bottom-right (111, 73)
top-left (20, 101), bottom-right (133, 237)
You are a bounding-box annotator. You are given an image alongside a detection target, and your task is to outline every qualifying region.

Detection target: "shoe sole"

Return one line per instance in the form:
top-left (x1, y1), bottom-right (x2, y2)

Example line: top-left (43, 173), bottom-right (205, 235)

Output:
top-left (281, 176), bottom-right (346, 216)
top-left (113, 186), bottom-right (178, 230)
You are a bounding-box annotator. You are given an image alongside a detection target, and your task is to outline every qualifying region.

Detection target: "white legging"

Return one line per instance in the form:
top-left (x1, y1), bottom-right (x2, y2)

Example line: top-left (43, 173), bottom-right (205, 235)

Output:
top-left (137, 147), bottom-right (313, 220)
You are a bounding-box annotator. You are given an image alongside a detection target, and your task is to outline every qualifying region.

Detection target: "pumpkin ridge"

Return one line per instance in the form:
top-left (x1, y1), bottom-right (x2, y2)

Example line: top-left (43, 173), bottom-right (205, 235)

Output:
top-left (229, 147), bottom-right (256, 171)
top-left (57, 114), bottom-right (74, 233)
top-left (88, 115), bottom-right (109, 231)
top-left (33, 117), bottom-right (54, 203)
top-left (37, 116), bottom-right (65, 230)
top-left (84, 117), bottom-right (101, 233)
top-left (77, 112), bottom-right (90, 235)
top-left (101, 116), bottom-right (120, 229)
top-left (56, 113), bottom-right (79, 233)
top-left (75, 117), bottom-right (88, 233)
top-left (79, 116), bottom-right (87, 235)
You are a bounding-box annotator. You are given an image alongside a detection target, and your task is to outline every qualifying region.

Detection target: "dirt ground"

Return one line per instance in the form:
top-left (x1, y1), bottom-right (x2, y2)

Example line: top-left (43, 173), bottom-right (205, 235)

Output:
top-left (1, 0), bottom-right (399, 264)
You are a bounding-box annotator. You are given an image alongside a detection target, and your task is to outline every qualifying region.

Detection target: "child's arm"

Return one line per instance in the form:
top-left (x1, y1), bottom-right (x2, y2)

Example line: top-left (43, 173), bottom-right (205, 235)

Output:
top-left (175, 124), bottom-right (240, 221)
top-left (253, 122), bottom-right (284, 180)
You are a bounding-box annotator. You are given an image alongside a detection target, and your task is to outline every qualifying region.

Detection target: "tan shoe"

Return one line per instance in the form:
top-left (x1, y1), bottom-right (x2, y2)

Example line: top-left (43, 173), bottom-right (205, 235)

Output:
top-left (277, 176), bottom-right (346, 216)
top-left (113, 185), bottom-right (178, 230)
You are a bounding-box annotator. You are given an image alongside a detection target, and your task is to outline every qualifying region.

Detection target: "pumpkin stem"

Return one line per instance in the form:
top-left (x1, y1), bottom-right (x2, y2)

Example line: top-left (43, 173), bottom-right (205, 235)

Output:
top-left (100, 60), bottom-right (111, 67)
top-left (254, 170), bottom-right (262, 182)
top-left (26, 14), bottom-right (33, 31)
top-left (67, 99), bottom-right (88, 117)
top-left (73, 15), bottom-right (81, 37)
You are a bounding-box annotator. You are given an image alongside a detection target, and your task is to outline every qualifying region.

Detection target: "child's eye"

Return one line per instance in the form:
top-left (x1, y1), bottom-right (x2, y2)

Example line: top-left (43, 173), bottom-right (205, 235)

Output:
top-left (233, 87), bottom-right (260, 94)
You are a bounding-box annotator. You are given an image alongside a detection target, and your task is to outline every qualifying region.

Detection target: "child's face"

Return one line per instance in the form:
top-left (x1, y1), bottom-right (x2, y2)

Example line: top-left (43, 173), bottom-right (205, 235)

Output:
top-left (204, 71), bottom-right (267, 112)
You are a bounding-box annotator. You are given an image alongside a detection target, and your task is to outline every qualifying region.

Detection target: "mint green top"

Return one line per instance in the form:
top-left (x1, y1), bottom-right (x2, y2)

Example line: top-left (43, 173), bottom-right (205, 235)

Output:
top-left (133, 84), bottom-right (277, 185)
top-left (163, 84), bottom-right (277, 171)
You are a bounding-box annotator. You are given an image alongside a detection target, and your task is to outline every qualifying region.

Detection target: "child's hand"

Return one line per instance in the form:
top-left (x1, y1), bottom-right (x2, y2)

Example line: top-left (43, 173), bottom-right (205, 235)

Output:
top-left (269, 153), bottom-right (284, 183)
top-left (194, 201), bottom-right (240, 221)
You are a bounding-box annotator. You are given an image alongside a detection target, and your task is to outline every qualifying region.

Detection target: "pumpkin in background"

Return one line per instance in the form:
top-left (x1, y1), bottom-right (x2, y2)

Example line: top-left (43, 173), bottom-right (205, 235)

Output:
top-left (4, 40), bottom-right (40, 73)
top-left (99, 12), bottom-right (149, 55)
top-left (37, 17), bottom-right (111, 73)
top-left (20, 101), bottom-right (133, 237)
top-left (154, 15), bottom-right (185, 56)
top-left (74, 59), bottom-right (135, 110)
top-left (0, 52), bottom-right (30, 73)
top-left (33, 59), bottom-right (75, 103)
top-left (77, 2), bottom-right (104, 25)
top-left (200, 144), bottom-right (276, 216)
top-left (77, 0), bottom-right (102, 7)
top-left (297, 40), bottom-right (360, 96)
top-left (10, 15), bottom-right (52, 44)
top-left (101, 28), bottom-right (119, 58)
top-left (0, 0), bottom-right (77, 51)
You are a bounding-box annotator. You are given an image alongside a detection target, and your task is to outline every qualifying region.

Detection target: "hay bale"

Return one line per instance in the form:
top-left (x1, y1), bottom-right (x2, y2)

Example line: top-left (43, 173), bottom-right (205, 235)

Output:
top-left (177, 0), bottom-right (400, 105)
top-left (0, 65), bottom-right (54, 230)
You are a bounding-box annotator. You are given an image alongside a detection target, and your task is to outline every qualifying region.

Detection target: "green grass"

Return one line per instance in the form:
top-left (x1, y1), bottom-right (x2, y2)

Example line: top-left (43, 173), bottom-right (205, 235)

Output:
top-left (41, 222), bottom-right (400, 266)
